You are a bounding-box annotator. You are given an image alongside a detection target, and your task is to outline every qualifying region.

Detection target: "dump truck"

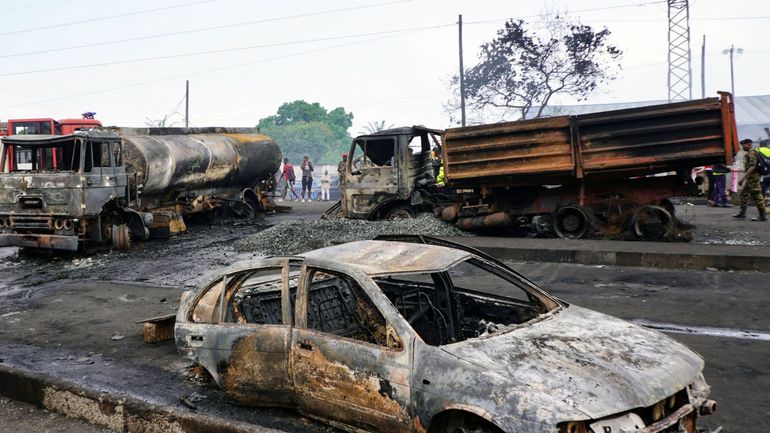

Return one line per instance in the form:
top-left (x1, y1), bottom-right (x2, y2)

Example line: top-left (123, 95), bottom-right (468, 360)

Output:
top-left (329, 92), bottom-right (739, 240)
top-left (0, 127), bottom-right (281, 251)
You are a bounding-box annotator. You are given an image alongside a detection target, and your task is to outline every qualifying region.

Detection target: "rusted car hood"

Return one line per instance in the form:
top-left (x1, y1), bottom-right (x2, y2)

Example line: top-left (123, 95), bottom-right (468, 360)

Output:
top-left (440, 305), bottom-right (703, 419)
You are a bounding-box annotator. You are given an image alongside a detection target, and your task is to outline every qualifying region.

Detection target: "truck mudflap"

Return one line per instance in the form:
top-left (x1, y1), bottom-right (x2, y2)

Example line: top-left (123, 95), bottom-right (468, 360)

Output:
top-left (0, 234), bottom-right (79, 251)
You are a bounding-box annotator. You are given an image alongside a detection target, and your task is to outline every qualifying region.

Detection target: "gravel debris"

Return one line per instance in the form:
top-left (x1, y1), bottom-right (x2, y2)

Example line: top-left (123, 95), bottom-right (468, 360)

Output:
top-left (236, 215), bottom-right (471, 256)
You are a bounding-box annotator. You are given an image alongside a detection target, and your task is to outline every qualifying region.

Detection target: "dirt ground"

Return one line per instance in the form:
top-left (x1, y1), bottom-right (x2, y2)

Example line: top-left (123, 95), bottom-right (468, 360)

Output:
top-left (0, 201), bottom-right (768, 432)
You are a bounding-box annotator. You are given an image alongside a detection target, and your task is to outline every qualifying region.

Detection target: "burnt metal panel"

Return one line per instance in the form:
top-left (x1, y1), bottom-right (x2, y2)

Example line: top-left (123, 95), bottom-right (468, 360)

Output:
top-left (443, 116), bottom-right (574, 184)
top-left (576, 97), bottom-right (730, 175)
top-left (442, 95), bottom-right (738, 187)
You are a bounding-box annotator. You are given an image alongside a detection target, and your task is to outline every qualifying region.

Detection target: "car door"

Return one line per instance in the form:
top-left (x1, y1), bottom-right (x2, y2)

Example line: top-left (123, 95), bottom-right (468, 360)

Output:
top-left (176, 259), bottom-right (299, 406)
top-left (290, 264), bottom-right (414, 433)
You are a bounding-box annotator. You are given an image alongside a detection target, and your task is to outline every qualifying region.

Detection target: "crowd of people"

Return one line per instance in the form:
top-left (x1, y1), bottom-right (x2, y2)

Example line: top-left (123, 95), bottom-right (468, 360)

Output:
top-left (279, 155), bottom-right (332, 202)
top-left (703, 138), bottom-right (770, 221)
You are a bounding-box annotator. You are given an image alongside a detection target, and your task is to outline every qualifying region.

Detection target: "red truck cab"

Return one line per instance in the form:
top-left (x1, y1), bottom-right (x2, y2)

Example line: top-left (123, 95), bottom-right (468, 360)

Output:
top-left (2, 117), bottom-right (102, 171)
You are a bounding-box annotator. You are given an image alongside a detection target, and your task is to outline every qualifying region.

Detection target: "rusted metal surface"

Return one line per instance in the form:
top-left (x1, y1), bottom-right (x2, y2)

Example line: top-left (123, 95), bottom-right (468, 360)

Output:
top-left (443, 94), bottom-right (739, 187)
top-left (443, 116), bottom-right (574, 185)
top-left (175, 239), bottom-right (715, 433)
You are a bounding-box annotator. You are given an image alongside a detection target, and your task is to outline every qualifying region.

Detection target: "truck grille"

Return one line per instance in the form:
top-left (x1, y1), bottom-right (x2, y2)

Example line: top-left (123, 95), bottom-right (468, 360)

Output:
top-left (9, 215), bottom-right (53, 230)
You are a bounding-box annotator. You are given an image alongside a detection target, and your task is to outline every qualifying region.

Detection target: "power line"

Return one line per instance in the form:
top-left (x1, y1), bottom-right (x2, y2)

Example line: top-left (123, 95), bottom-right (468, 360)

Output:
top-left (464, 0), bottom-right (667, 25)
top-left (0, 0), bottom-right (413, 59)
top-left (8, 29), bottom-right (429, 108)
top-left (0, 23), bottom-right (451, 78)
top-left (0, 0), bottom-right (214, 37)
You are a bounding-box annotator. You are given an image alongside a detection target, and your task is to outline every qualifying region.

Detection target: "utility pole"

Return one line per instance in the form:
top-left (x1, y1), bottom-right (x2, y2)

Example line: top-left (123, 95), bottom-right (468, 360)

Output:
top-left (722, 45), bottom-right (744, 96)
top-left (458, 14), bottom-right (466, 127)
top-left (700, 35), bottom-right (705, 98)
top-left (667, 0), bottom-right (692, 101)
top-left (185, 80), bottom-right (190, 128)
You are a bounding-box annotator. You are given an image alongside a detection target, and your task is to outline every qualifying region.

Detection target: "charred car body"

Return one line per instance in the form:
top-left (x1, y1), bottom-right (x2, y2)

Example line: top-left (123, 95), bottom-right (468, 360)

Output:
top-left (175, 236), bottom-right (716, 433)
top-left (0, 127), bottom-right (281, 251)
top-left (328, 94), bottom-right (739, 240)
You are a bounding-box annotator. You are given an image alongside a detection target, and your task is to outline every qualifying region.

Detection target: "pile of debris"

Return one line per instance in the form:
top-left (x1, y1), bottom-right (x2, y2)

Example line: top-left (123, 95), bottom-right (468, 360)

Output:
top-left (236, 215), bottom-right (470, 256)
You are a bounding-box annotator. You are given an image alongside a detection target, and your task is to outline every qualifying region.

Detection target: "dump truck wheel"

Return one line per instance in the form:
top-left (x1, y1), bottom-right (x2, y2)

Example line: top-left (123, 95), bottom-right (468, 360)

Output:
top-left (552, 204), bottom-right (590, 239)
top-left (633, 205), bottom-right (673, 240)
top-left (110, 224), bottom-right (131, 250)
top-left (385, 205), bottom-right (415, 220)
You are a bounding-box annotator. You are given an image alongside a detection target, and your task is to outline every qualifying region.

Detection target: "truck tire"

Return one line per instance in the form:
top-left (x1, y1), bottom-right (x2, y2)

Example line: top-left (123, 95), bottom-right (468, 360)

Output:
top-left (110, 224), bottom-right (131, 250)
top-left (633, 205), bottom-right (673, 240)
top-left (552, 204), bottom-right (590, 239)
top-left (385, 205), bottom-right (415, 220)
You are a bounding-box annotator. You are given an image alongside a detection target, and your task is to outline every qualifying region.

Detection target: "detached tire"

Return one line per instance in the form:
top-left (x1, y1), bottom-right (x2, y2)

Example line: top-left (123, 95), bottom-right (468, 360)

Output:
top-left (552, 204), bottom-right (590, 239)
top-left (384, 205), bottom-right (415, 221)
top-left (633, 205), bottom-right (673, 240)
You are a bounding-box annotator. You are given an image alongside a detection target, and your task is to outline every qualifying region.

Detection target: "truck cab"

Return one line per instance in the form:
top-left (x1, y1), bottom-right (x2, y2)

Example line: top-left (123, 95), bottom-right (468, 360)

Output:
top-left (341, 126), bottom-right (442, 220)
top-left (0, 130), bottom-right (129, 251)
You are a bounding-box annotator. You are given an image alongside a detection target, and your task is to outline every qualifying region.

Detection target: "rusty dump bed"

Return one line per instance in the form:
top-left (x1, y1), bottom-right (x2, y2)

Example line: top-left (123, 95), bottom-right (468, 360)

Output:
top-left (443, 93), bottom-right (739, 187)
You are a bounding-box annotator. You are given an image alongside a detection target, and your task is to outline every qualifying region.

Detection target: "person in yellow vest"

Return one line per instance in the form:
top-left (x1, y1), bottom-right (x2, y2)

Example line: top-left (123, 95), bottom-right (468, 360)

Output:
top-left (733, 139), bottom-right (767, 221)
top-left (436, 165), bottom-right (445, 186)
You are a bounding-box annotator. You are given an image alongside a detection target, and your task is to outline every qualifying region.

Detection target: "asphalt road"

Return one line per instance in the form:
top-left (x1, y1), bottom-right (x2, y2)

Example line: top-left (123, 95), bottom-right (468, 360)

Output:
top-left (0, 203), bottom-right (767, 432)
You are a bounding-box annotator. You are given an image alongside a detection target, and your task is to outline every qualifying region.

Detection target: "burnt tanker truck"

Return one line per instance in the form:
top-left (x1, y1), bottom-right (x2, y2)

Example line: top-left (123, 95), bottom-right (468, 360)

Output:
top-left (0, 127), bottom-right (281, 251)
top-left (329, 93), bottom-right (739, 240)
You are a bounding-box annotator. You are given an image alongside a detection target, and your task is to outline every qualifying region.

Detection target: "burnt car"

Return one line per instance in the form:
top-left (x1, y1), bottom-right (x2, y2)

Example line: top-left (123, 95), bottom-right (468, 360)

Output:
top-left (175, 236), bottom-right (716, 433)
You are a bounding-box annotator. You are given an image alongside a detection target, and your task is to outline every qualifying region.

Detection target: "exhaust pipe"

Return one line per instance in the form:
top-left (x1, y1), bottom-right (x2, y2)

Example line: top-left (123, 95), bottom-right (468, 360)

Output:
top-left (457, 212), bottom-right (512, 231)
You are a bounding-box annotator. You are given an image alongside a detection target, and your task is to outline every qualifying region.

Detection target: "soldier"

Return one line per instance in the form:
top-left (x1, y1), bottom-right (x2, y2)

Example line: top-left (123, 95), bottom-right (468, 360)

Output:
top-left (733, 139), bottom-right (767, 221)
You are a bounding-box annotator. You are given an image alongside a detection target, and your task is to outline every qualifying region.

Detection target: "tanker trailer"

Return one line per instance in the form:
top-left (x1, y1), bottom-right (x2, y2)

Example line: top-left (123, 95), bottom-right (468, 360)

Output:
top-left (0, 127), bottom-right (281, 252)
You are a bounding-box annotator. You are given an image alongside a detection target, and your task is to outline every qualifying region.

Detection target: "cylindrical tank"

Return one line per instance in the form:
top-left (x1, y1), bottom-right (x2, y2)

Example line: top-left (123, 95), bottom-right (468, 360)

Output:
top-left (117, 127), bottom-right (281, 196)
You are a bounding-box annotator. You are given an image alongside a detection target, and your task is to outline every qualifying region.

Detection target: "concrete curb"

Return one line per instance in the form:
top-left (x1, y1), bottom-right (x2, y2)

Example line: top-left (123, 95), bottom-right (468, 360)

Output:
top-left (441, 237), bottom-right (770, 272)
top-left (0, 364), bottom-right (282, 433)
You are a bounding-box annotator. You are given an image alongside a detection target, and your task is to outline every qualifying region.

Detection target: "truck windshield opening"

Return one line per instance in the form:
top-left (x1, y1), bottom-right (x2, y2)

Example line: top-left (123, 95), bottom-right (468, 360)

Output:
top-left (3, 142), bottom-right (80, 172)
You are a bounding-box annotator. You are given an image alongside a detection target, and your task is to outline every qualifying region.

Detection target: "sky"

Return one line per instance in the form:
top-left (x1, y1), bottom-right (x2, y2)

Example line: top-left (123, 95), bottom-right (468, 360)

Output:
top-left (0, 0), bottom-right (768, 134)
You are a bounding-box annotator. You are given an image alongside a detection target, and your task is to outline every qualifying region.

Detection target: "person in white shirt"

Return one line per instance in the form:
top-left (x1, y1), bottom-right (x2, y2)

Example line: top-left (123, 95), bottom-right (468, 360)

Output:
top-left (320, 170), bottom-right (331, 201)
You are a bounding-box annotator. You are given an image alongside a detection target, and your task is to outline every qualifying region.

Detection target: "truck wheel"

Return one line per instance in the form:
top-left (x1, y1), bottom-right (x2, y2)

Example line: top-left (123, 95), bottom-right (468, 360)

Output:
top-left (385, 205), bottom-right (415, 220)
top-left (110, 224), bottom-right (131, 250)
top-left (633, 205), bottom-right (673, 240)
top-left (552, 204), bottom-right (590, 239)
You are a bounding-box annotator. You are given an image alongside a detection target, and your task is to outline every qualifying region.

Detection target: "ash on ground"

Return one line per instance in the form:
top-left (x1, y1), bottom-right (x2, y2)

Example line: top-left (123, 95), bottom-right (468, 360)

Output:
top-left (236, 215), bottom-right (470, 256)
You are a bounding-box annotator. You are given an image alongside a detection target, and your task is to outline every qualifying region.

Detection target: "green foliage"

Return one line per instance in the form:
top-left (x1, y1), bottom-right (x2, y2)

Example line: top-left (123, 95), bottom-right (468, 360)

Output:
top-left (258, 101), bottom-right (353, 164)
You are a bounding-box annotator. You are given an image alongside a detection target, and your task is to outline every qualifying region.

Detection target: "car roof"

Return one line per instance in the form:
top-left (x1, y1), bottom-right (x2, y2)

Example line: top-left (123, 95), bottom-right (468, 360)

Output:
top-left (302, 240), bottom-right (471, 276)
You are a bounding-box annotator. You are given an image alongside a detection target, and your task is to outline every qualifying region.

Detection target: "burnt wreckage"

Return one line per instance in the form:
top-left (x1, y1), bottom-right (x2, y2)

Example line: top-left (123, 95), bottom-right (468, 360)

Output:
top-left (176, 236), bottom-right (716, 433)
top-left (329, 93), bottom-right (739, 241)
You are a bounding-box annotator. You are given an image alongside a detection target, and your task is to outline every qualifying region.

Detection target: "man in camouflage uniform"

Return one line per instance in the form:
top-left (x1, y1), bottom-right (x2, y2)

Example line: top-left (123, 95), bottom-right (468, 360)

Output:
top-left (733, 138), bottom-right (767, 221)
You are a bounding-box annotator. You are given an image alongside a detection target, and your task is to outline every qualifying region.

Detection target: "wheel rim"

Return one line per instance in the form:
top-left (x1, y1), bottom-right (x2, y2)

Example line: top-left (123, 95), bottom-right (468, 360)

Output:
top-left (387, 208), bottom-right (413, 220)
top-left (553, 206), bottom-right (589, 239)
top-left (634, 205), bottom-right (673, 240)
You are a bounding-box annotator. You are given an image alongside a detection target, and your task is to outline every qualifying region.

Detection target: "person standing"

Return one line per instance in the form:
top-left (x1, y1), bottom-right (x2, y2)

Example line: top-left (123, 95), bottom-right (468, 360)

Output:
top-left (282, 158), bottom-right (298, 201)
top-left (320, 170), bottom-right (331, 201)
top-left (710, 163), bottom-right (730, 207)
top-left (733, 139), bottom-right (766, 221)
top-left (300, 154), bottom-right (314, 202)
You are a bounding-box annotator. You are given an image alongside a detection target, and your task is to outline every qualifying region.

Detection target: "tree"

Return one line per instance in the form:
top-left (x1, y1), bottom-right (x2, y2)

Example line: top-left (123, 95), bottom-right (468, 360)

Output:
top-left (360, 120), bottom-right (395, 135)
top-left (144, 115), bottom-right (177, 127)
top-left (451, 15), bottom-right (621, 122)
top-left (258, 101), bottom-right (353, 164)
